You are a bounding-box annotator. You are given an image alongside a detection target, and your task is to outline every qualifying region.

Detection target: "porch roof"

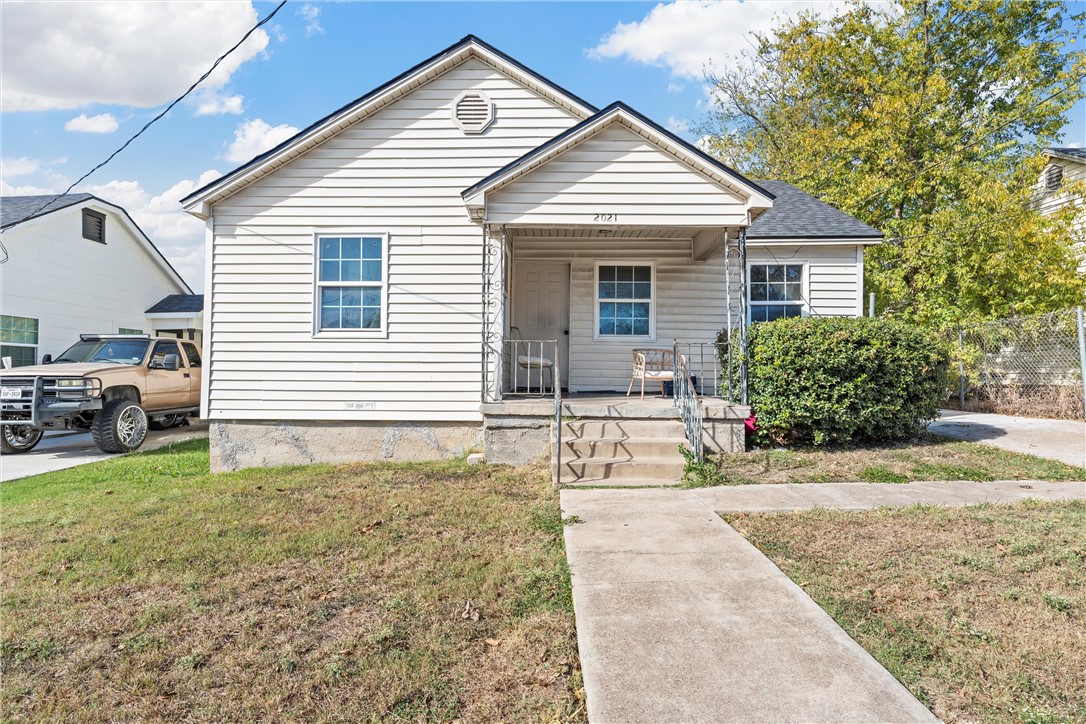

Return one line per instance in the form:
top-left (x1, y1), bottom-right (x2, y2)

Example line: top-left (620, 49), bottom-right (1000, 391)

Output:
top-left (461, 102), bottom-right (775, 223)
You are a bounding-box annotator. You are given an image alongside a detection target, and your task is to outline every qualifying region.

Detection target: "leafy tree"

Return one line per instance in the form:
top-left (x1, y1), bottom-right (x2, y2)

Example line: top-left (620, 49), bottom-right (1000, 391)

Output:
top-left (701, 0), bottom-right (1086, 325)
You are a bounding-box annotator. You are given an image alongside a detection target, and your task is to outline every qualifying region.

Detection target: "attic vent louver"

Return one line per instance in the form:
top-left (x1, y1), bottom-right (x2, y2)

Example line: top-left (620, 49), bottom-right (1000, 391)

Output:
top-left (453, 91), bottom-right (494, 134)
top-left (1045, 164), bottom-right (1063, 191)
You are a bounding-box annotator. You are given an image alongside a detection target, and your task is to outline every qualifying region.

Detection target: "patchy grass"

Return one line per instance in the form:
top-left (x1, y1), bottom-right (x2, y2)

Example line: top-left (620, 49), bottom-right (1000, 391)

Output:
top-left (728, 501), bottom-right (1086, 723)
top-left (1, 439), bottom-right (584, 722)
top-left (684, 433), bottom-right (1084, 486)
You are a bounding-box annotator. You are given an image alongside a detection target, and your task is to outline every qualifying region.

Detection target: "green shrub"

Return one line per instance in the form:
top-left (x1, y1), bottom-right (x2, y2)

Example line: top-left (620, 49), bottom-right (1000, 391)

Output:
top-left (738, 317), bottom-right (949, 445)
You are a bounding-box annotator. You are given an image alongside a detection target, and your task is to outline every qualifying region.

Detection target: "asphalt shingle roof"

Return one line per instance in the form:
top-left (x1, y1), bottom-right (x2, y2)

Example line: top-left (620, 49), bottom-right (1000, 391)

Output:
top-left (145, 294), bottom-right (204, 314)
top-left (1048, 147), bottom-right (1086, 162)
top-left (0, 193), bottom-right (93, 229)
top-left (747, 181), bottom-right (882, 240)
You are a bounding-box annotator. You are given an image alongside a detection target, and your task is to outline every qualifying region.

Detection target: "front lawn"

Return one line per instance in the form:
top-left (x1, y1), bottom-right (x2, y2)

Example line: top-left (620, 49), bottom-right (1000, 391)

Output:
top-left (1, 440), bottom-right (584, 721)
top-left (728, 501), bottom-right (1086, 723)
top-left (687, 433), bottom-right (1085, 486)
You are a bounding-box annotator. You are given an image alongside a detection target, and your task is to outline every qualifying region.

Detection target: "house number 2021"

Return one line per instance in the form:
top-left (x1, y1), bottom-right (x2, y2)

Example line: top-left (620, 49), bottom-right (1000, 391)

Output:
top-left (593, 213), bottom-right (618, 222)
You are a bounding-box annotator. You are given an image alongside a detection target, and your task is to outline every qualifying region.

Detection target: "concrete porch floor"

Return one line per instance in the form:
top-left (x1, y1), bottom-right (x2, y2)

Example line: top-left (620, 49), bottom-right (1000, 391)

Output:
top-left (481, 392), bottom-right (745, 420)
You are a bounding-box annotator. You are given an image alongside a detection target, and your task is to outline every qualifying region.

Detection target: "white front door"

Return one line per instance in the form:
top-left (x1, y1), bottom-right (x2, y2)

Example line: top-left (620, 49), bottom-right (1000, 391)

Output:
top-left (512, 262), bottom-right (570, 389)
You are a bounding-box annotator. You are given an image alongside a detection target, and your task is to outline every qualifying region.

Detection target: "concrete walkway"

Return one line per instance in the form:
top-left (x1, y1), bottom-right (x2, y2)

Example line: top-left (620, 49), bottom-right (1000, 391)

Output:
top-left (929, 410), bottom-right (1085, 469)
top-left (561, 480), bottom-right (1086, 723)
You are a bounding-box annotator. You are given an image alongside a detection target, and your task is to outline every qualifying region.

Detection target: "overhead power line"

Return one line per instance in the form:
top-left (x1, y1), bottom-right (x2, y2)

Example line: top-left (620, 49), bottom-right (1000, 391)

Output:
top-left (0, 0), bottom-right (287, 246)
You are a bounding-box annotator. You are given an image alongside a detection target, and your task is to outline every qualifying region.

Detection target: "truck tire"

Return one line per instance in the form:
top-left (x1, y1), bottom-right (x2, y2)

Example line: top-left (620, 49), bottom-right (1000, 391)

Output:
top-left (92, 398), bottom-right (148, 453)
top-left (0, 426), bottom-right (43, 454)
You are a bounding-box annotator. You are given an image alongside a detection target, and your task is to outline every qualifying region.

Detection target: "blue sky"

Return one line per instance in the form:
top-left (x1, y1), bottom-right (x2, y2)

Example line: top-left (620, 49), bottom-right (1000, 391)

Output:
top-left (2, 1), bottom-right (1083, 290)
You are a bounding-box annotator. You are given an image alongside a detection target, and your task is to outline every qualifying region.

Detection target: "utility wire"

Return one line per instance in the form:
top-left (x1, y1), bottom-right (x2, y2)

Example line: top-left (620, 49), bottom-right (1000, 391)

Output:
top-left (0, 0), bottom-right (287, 248)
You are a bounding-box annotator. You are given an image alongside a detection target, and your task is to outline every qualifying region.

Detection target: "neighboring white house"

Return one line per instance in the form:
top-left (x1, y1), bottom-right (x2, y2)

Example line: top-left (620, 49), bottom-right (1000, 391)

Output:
top-left (1037, 147), bottom-right (1086, 241)
top-left (0, 194), bottom-right (202, 366)
top-left (181, 36), bottom-right (882, 474)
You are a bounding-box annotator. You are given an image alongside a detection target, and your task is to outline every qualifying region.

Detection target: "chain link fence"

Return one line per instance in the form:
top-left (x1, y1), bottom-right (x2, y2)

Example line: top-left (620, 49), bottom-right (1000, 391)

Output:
top-left (950, 307), bottom-right (1086, 420)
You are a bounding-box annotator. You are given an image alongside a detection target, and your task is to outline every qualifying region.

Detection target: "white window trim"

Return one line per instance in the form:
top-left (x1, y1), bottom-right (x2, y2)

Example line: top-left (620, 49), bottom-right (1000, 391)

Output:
top-left (747, 261), bottom-right (809, 323)
top-left (593, 260), bottom-right (656, 342)
top-left (312, 231), bottom-right (390, 339)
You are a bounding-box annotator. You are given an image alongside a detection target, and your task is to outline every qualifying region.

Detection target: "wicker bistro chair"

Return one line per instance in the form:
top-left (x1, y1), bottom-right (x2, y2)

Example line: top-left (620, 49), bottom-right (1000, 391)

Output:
top-left (626, 347), bottom-right (676, 399)
top-left (508, 326), bottom-right (555, 395)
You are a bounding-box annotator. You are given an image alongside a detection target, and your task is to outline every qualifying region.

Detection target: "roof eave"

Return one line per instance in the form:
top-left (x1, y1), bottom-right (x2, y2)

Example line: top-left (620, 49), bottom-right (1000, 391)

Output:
top-left (180, 36), bottom-right (597, 215)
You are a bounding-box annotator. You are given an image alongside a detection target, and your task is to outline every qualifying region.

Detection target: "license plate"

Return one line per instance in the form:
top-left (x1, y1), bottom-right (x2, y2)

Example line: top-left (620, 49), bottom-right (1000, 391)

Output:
top-left (1, 386), bottom-right (25, 400)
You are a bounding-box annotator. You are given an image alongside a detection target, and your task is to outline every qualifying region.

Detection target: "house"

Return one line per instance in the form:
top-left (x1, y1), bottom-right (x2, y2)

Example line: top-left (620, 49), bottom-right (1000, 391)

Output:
top-left (1036, 147), bottom-right (1085, 256)
top-left (181, 36), bottom-right (881, 478)
top-left (0, 193), bottom-right (202, 366)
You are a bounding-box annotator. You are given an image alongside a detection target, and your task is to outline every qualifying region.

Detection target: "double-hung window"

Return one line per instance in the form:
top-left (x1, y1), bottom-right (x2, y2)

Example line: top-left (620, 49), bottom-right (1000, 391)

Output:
top-left (749, 264), bottom-right (804, 322)
top-left (596, 263), bottom-right (653, 338)
top-left (315, 234), bottom-right (386, 333)
top-left (1, 315), bottom-right (39, 367)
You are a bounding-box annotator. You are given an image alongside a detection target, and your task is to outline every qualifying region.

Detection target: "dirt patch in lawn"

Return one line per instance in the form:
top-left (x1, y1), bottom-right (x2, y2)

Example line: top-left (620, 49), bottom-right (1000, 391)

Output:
top-left (688, 433), bottom-right (1085, 486)
top-left (728, 500), bottom-right (1086, 723)
top-left (1, 440), bottom-right (583, 722)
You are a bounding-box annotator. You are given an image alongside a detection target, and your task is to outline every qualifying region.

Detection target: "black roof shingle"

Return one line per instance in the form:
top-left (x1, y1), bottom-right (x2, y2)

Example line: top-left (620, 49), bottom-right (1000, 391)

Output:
top-left (1047, 147), bottom-right (1086, 162)
top-left (747, 181), bottom-right (882, 240)
top-left (0, 193), bottom-right (93, 229)
top-left (145, 294), bottom-right (204, 314)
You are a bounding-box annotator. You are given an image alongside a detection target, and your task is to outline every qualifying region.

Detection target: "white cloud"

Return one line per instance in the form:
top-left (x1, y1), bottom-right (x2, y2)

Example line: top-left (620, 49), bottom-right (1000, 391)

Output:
top-left (225, 119), bottom-right (299, 163)
top-left (299, 3), bottom-right (324, 37)
top-left (589, 0), bottom-right (843, 78)
top-left (667, 82), bottom-right (685, 93)
top-left (64, 112), bottom-right (119, 134)
top-left (81, 170), bottom-right (221, 290)
top-left (667, 116), bottom-right (690, 133)
top-left (194, 91), bottom-right (245, 117)
top-left (1, 1), bottom-right (270, 111)
top-left (0, 179), bottom-right (57, 197)
top-left (1, 157), bottom-right (41, 178)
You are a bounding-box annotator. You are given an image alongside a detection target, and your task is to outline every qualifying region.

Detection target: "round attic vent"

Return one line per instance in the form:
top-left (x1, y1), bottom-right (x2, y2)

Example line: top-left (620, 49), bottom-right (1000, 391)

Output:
top-left (453, 91), bottom-right (494, 134)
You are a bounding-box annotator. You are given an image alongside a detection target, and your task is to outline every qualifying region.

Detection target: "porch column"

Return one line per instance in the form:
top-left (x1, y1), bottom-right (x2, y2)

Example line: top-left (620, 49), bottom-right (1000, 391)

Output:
top-left (481, 225), bottom-right (507, 402)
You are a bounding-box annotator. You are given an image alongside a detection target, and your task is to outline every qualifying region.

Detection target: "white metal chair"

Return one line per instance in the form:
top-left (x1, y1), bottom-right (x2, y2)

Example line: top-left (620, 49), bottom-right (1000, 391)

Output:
top-left (627, 348), bottom-right (675, 399)
top-left (509, 326), bottom-right (555, 394)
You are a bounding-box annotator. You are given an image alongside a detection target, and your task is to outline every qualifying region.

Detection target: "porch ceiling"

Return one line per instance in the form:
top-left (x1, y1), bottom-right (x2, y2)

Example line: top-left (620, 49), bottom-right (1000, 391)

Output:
top-left (506, 226), bottom-right (701, 240)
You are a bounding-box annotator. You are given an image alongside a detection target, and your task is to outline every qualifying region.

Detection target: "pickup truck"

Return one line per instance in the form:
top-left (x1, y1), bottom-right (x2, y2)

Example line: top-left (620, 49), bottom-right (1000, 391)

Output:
top-left (0, 335), bottom-right (201, 455)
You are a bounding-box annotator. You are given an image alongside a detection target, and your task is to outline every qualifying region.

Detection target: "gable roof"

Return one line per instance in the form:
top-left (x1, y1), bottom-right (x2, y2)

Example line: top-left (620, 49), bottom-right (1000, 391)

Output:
top-left (1, 193), bottom-right (93, 229)
top-left (146, 294), bottom-right (204, 314)
top-left (1047, 147), bottom-right (1086, 164)
top-left (0, 193), bottom-right (192, 293)
top-left (181, 35), bottom-right (598, 218)
top-left (746, 180), bottom-right (882, 241)
top-left (461, 102), bottom-right (775, 216)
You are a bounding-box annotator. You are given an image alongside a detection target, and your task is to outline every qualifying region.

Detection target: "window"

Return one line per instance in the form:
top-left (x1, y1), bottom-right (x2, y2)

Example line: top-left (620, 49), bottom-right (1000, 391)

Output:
top-left (118, 327), bottom-right (143, 335)
top-left (316, 235), bottom-right (386, 333)
top-left (150, 340), bottom-right (181, 367)
top-left (749, 264), bottom-right (805, 322)
top-left (82, 209), bottom-right (106, 243)
top-left (596, 263), bottom-right (653, 338)
top-left (181, 342), bottom-right (201, 368)
top-left (1, 315), bottom-right (38, 367)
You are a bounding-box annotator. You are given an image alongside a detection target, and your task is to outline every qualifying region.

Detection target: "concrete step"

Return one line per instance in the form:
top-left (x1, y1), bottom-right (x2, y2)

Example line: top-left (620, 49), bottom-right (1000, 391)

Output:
top-left (562, 437), bottom-right (688, 460)
top-left (564, 419), bottom-right (687, 440)
top-left (562, 476), bottom-right (686, 488)
top-left (561, 456), bottom-right (687, 484)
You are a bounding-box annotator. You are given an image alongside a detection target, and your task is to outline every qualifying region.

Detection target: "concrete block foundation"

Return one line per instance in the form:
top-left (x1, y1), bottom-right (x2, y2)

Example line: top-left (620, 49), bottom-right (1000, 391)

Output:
top-left (209, 420), bottom-right (482, 473)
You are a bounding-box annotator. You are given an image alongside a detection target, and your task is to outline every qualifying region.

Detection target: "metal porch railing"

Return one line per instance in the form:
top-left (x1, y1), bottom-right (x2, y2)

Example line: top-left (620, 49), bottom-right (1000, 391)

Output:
top-left (672, 347), bottom-right (703, 461)
top-left (503, 337), bottom-right (563, 484)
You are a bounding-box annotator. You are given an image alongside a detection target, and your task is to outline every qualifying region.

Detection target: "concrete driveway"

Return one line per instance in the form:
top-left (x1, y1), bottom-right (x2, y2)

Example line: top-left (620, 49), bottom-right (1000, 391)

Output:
top-left (929, 410), bottom-right (1085, 469)
top-left (1, 421), bottom-right (209, 482)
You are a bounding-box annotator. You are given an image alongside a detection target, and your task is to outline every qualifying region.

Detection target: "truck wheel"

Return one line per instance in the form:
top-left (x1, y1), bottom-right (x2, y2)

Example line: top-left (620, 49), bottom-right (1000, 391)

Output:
top-left (92, 399), bottom-right (148, 453)
top-left (0, 426), bottom-right (43, 454)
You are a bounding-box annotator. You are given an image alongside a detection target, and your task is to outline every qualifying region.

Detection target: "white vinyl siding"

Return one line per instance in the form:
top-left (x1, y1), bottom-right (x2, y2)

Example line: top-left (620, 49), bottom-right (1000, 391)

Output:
top-left (486, 125), bottom-right (750, 227)
top-left (205, 58), bottom-right (583, 421)
top-left (746, 245), bottom-right (864, 319)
